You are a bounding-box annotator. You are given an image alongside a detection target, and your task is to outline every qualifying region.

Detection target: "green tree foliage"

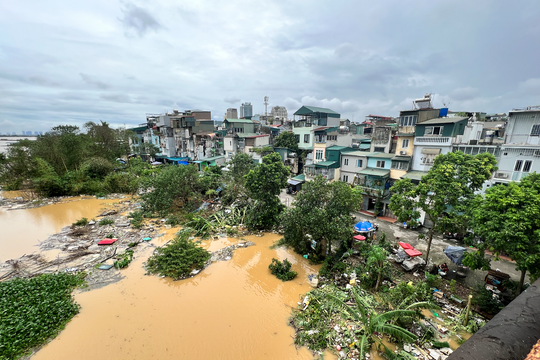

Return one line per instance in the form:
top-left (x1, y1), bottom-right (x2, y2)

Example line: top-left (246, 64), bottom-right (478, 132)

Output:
top-left (272, 131), bottom-right (299, 153)
top-left (389, 151), bottom-right (497, 263)
top-left (281, 176), bottom-right (361, 257)
top-left (0, 273), bottom-right (85, 360)
top-left (146, 231), bottom-right (211, 280)
top-left (244, 152), bottom-right (289, 229)
top-left (81, 157), bottom-right (114, 179)
top-left (366, 246), bottom-right (389, 292)
top-left (140, 164), bottom-right (202, 216)
top-left (463, 173), bottom-right (540, 295)
top-left (221, 153), bottom-right (256, 205)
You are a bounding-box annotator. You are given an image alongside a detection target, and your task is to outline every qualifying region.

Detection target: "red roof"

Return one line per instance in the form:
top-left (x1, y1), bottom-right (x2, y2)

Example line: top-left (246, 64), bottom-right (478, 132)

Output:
top-left (313, 126), bottom-right (332, 131)
top-left (98, 238), bottom-right (118, 245)
top-left (399, 242), bottom-right (413, 250)
top-left (353, 235), bottom-right (366, 241)
top-left (405, 248), bottom-right (423, 257)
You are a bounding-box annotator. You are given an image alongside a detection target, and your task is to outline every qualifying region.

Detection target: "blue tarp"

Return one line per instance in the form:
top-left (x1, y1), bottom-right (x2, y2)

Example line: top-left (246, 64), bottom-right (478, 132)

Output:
top-left (354, 221), bottom-right (374, 232)
top-left (443, 246), bottom-right (467, 265)
top-left (178, 161), bottom-right (189, 165)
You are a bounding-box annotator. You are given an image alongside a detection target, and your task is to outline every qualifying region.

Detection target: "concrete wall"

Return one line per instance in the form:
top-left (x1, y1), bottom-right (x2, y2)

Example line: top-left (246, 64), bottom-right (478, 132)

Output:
top-left (411, 145), bottom-right (452, 172)
top-left (395, 136), bottom-right (414, 156)
top-left (340, 153), bottom-right (367, 173)
top-left (449, 279), bottom-right (540, 360)
top-left (293, 127), bottom-right (314, 150)
top-left (506, 110), bottom-right (540, 145)
top-left (494, 146), bottom-right (540, 182)
top-left (366, 156), bottom-right (392, 170)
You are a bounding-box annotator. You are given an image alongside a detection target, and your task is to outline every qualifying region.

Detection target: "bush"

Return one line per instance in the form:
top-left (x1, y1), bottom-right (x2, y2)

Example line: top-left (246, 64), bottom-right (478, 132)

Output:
top-left (472, 284), bottom-right (504, 314)
top-left (114, 250), bottom-right (134, 269)
top-left (269, 258), bottom-right (298, 281)
top-left (425, 272), bottom-right (442, 288)
top-left (103, 172), bottom-right (139, 194)
top-left (33, 158), bottom-right (64, 197)
top-left (128, 210), bottom-right (144, 229)
top-left (0, 273), bottom-right (85, 360)
top-left (72, 217), bottom-right (89, 226)
top-left (98, 218), bottom-right (114, 226)
top-left (146, 232), bottom-right (211, 280)
top-left (82, 157), bottom-right (113, 179)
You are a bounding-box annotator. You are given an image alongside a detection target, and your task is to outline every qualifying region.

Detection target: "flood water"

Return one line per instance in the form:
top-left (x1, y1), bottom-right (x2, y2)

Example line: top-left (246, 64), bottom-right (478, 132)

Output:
top-left (0, 194), bottom-right (120, 262)
top-left (32, 232), bottom-right (329, 360)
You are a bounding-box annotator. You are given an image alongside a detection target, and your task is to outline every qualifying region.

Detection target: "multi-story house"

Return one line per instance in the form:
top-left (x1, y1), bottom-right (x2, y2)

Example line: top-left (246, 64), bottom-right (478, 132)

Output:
top-left (223, 118), bottom-right (268, 160)
top-left (292, 106), bottom-right (341, 151)
top-left (492, 106), bottom-right (540, 184)
top-left (411, 116), bottom-right (468, 172)
top-left (312, 126), bottom-right (354, 164)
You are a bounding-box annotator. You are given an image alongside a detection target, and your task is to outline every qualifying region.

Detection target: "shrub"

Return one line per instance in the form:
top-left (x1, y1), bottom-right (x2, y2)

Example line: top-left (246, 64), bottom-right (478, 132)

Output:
top-left (0, 273), bottom-right (85, 360)
top-left (472, 284), bottom-right (504, 314)
top-left (82, 157), bottom-right (114, 179)
top-left (98, 218), bottom-right (114, 226)
top-left (425, 271), bottom-right (442, 288)
top-left (114, 250), bottom-right (134, 269)
top-left (165, 214), bottom-right (182, 226)
top-left (146, 232), bottom-right (211, 280)
top-left (269, 258), bottom-right (298, 281)
top-left (103, 172), bottom-right (139, 194)
top-left (128, 210), bottom-right (144, 229)
top-left (72, 217), bottom-right (89, 226)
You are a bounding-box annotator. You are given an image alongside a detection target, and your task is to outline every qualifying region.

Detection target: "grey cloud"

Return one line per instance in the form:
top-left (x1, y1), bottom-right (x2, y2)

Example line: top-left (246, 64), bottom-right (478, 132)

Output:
top-left (100, 93), bottom-right (133, 103)
top-left (224, 97), bottom-right (240, 104)
top-left (119, 3), bottom-right (162, 37)
top-left (80, 73), bottom-right (110, 90)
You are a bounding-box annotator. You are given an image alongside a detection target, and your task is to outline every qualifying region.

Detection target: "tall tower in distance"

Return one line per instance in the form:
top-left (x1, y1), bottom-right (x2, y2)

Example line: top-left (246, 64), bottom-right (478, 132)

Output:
top-left (240, 102), bottom-right (253, 119)
top-left (264, 96), bottom-right (269, 117)
top-left (226, 108), bottom-right (238, 119)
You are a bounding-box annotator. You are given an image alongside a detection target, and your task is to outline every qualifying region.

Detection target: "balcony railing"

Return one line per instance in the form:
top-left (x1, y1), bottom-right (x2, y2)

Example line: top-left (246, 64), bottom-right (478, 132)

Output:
top-left (414, 137), bottom-right (451, 145)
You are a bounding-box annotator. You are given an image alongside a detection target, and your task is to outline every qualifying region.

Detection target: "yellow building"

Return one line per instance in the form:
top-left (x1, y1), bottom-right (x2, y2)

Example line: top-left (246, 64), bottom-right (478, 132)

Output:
top-left (390, 133), bottom-right (414, 180)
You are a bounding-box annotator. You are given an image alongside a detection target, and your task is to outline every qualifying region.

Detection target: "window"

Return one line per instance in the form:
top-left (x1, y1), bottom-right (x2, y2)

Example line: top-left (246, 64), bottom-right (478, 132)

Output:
top-left (531, 125), bottom-right (540, 136)
top-left (400, 115), bottom-right (418, 126)
top-left (343, 158), bottom-right (349, 166)
top-left (376, 160), bottom-right (385, 168)
top-left (514, 160), bottom-right (523, 172)
top-left (229, 141), bottom-right (232, 146)
top-left (523, 160), bottom-right (533, 173)
top-left (425, 126), bottom-right (443, 136)
top-left (392, 161), bottom-right (408, 170)
top-left (343, 175), bottom-right (349, 182)
top-left (327, 135), bottom-right (337, 141)
top-left (402, 139), bottom-right (409, 149)
top-left (315, 149), bottom-right (324, 160)
top-left (356, 159), bottom-right (363, 167)
top-left (295, 135), bottom-right (300, 142)
top-left (374, 147), bottom-right (385, 152)
top-left (304, 134), bottom-right (310, 143)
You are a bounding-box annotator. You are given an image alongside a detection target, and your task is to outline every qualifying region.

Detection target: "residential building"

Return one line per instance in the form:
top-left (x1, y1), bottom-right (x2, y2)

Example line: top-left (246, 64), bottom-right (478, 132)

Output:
top-left (369, 125), bottom-right (397, 153)
top-left (270, 106), bottom-right (288, 121)
top-left (491, 106), bottom-right (540, 184)
top-left (240, 102), bottom-right (253, 119)
top-left (411, 116), bottom-right (468, 172)
top-left (226, 108), bottom-right (238, 119)
top-left (292, 106), bottom-right (341, 150)
top-left (312, 126), bottom-right (354, 164)
top-left (359, 152), bottom-right (394, 214)
top-left (339, 151), bottom-right (368, 184)
top-left (169, 110), bottom-right (218, 160)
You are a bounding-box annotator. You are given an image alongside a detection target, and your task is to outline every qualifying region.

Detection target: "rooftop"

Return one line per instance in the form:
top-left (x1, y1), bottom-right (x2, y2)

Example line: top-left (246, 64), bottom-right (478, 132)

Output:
top-left (223, 118), bottom-right (254, 123)
top-left (357, 168), bottom-right (390, 177)
top-left (294, 105), bottom-right (340, 116)
top-left (419, 116), bottom-right (468, 125)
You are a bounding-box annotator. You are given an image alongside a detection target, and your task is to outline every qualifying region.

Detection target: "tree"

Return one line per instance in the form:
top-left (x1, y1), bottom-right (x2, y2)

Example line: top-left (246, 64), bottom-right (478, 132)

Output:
top-left (281, 176), bottom-right (361, 257)
top-left (389, 152), bottom-right (497, 264)
top-left (273, 131), bottom-right (299, 153)
top-left (463, 173), bottom-right (540, 295)
top-left (367, 246), bottom-right (389, 292)
top-left (244, 152), bottom-right (289, 230)
top-left (140, 164), bottom-right (202, 216)
top-left (322, 287), bottom-right (418, 359)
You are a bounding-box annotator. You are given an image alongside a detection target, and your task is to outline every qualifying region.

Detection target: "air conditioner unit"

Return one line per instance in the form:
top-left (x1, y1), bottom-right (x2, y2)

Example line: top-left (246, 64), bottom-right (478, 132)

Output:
top-left (399, 151), bottom-right (407, 155)
top-left (534, 150), bottom-right (540, 157)
top-left (496, 172), bottom-right (509, 179)
top-left (469, 140), bottom-right (478, 145)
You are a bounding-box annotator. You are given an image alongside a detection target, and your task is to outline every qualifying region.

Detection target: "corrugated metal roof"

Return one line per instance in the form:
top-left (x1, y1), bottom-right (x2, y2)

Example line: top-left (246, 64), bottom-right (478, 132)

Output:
top-left (357, 168), bottom-right (390, 177)
top-left (294, 105), bottom-right (340, 115)
top-left (315, 161), bottom-right (339, 168)
top-left (224, 118), bottom-right (254, 123)
top-left (366, 152), bottom-right (394, 159)
top-left (401, 170), bottom-right (428, 181)
top-left (200, 155), bottom-right (225, 161)
top-left (391, 155), bottom-right (411, 161)
top-left (342, 151), bottom-right (369, 157)
top-left (292, 174), bottom-right (305, 181)
top-left (419, 116), bottom-right (468, 125)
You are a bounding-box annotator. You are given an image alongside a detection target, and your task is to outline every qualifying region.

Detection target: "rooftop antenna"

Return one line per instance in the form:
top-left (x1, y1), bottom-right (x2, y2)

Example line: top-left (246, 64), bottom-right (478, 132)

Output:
top-left (264, 96), bottom-right (269, 117)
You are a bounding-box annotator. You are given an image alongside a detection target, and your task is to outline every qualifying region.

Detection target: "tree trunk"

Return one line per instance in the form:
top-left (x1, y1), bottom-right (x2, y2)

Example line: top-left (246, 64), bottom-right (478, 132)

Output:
top-left (424, 227), bottom-right (434, 267)
top-left (517, 269), bottom-right (527, 297)
top-left (375, 260), bottom-right (382, 292)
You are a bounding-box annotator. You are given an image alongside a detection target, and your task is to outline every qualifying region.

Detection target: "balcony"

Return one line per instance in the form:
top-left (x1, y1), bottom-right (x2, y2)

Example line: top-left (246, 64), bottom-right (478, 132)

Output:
top-left (414, 137), bottom-right (451, 146)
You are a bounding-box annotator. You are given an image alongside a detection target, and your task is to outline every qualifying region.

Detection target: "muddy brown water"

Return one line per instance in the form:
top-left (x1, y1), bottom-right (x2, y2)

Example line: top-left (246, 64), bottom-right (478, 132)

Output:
top-left (32, 232), bottom-right (334, 360)
top-left (0, 195), bottom-right (120, 262)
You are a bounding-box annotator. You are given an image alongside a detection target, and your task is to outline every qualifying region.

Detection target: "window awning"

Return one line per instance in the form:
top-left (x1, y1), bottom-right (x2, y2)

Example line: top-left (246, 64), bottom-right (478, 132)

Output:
top-left (357, 168), bottom-right (390, 177)
top-left (401, 170), bottom-right (428, 181)
top-left (421, 148), bottom-right (441, 155)
top-left (288, 179), bottom-right (303, 186)
top-left (359, 143), bottom-right (371, 149)
top-left (391, 155), bottom-right (411, 161)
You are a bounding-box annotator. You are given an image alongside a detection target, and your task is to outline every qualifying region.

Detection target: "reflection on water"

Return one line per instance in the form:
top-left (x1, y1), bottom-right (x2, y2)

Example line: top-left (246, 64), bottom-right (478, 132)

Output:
top-left (0, 197), bottom-right (120, 262)
top-left (32, 233), bottom-right (331, 360)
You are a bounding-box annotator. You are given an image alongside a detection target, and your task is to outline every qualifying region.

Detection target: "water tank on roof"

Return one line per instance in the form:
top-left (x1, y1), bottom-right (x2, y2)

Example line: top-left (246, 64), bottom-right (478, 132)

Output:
top-left (339, 126), bottom-right (349, 132)
top-left (439, 108), bottom-right (449, 117)
top-left (485, 131), bottom-right (494, 144)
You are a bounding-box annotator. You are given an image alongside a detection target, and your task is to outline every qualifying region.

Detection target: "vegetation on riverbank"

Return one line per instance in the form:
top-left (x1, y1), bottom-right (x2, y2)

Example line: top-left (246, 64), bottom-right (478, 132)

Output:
top-left (0, 272), bottom-right (85, 360)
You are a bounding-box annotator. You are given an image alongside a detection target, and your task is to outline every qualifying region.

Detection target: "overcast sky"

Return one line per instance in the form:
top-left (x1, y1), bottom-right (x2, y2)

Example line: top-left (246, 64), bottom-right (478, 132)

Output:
top-left (1, 1), bottom-right (539, 133)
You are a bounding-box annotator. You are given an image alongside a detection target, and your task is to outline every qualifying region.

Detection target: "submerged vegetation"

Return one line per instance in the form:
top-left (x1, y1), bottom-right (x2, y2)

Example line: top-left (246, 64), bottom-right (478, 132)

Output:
top-left (268, 258), bottom-right (298, 281)
top-left (146, 231), bottom-right (211, 280)
top-left (0, 273), bottom-right (85, 360)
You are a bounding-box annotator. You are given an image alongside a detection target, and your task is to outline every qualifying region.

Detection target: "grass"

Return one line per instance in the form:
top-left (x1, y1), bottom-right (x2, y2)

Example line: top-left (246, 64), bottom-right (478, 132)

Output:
top-left (98, 218), bottom-right (114, 226)
top-left (72, 217), bottom-right (88, 227)
top-left (0, 273), bottom-right (85, 360)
